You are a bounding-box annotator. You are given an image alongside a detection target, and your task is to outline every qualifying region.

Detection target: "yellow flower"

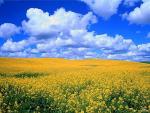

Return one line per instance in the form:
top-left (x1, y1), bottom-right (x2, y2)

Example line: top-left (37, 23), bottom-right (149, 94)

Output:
top-left (0, 58), bottom-right (149, 112)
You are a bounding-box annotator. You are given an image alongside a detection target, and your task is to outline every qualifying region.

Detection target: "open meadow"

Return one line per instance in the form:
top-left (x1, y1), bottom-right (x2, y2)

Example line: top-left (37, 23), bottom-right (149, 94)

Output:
top-left (0, 58), bottom-right (150, 113)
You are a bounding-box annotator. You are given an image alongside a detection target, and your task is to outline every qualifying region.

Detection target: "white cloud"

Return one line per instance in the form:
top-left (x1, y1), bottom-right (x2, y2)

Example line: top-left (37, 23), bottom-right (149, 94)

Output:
top-left (70, 30), bottom-right (135, 53)
top-left (138, 43), bottom-right (150, 52)
top-left (80, 0), bottom-right (122, 19)
top-left (0, 8), bottom-right (150, 61)
top-left (0, 23), bottom-right (20, 38)
top-left (124, 0), bottom-right (150, 24)
top-left (0, 34), bottom-right (149, 61)
top-left (1, 39), bottom-right (28, 52)
top-left (30, 29), bottom-right (138, 60)
top-left (35, 38), bottom-right (76, 52)
top-left (0, 50), bottom-right (37, 58)
top-left (123, 0), bottom-right (140, 7)
top-left (22, 8), bottom-right (97, 38)
top-left (109, 43), bottom-right (150, 61)
top-left (142, 0), bottom-right (150, 2)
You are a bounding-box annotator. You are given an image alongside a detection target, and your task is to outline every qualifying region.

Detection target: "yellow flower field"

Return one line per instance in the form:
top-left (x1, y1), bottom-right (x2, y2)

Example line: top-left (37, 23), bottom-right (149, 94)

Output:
top-left (0, 58), bottom-right (149, 113)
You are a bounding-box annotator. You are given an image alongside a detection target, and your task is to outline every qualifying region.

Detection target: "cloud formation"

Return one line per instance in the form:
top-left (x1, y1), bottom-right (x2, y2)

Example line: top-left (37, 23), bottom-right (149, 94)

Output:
top-left (0, 8), bottom-right (150, 61)
top-left (0, 23), bottom-right (20, 38)
top-left (1, 39), bottom-right (28, 52)
top-left (22, 8), bottom-right (97, 38)
top-left (123, 0), bottom-right (140, 7)
top-left (123, 0), bottom-right (150, 24)
top-left (80, 0), bottom-right (122, 19)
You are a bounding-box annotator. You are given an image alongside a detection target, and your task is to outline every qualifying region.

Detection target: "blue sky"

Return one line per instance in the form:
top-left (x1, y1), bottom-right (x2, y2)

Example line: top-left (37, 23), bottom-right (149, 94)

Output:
top-left (0, 0), bottom-right (150, 61)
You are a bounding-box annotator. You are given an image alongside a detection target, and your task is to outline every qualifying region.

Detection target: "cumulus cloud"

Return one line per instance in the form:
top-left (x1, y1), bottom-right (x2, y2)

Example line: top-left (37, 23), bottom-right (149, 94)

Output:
top-left (138, 43), bottom-right (150, 52)
top-left (123, 0), bottom-right (150, 24)
top-left (35, 38), bottom-right (76, 53)
top-left (80, 0), bottom-right (122, 19)
top-left (1, 39), bottom-right (28, 52)
top-left (0, 23), bottom-right (20, 38)
top-left (70, 30), bottom-right (136, 52)
top-left (123, 0), bottom-right (140, 7)
top-left (22, 8), bottom-right (97, 38)
top-left (107, 42), bottom-right (150, 61)
top-left (26, 27), bottom-right (147, 61)
top-left (0, 8), bottom-right (150, 61)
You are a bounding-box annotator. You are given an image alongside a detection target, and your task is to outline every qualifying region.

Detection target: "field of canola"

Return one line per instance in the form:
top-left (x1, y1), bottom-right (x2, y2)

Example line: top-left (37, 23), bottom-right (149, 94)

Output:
top-left (0, 58), bottom-right (150, 113)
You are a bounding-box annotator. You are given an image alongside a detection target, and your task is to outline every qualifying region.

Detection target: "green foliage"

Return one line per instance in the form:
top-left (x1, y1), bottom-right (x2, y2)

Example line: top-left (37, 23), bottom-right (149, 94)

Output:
top-left (106, 89), bottom-right (149, 113)
top-left (0, 84), bottom-right (59, 113)
top-left (0, 72), bottom-right (45, 78)
top-left (141, 62), bottom-right (150, 64)
top-left (0, 81), bottom-right (149, 113)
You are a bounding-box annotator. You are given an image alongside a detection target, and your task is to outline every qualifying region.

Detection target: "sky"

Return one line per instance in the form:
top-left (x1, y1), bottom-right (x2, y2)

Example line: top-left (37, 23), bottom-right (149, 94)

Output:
top-left (0, 0), bottom-right (150, 61)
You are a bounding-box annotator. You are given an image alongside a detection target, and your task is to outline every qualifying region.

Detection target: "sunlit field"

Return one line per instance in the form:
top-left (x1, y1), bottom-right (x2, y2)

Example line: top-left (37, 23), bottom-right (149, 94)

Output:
top-left (0, 58), bottom-right (149, 113)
